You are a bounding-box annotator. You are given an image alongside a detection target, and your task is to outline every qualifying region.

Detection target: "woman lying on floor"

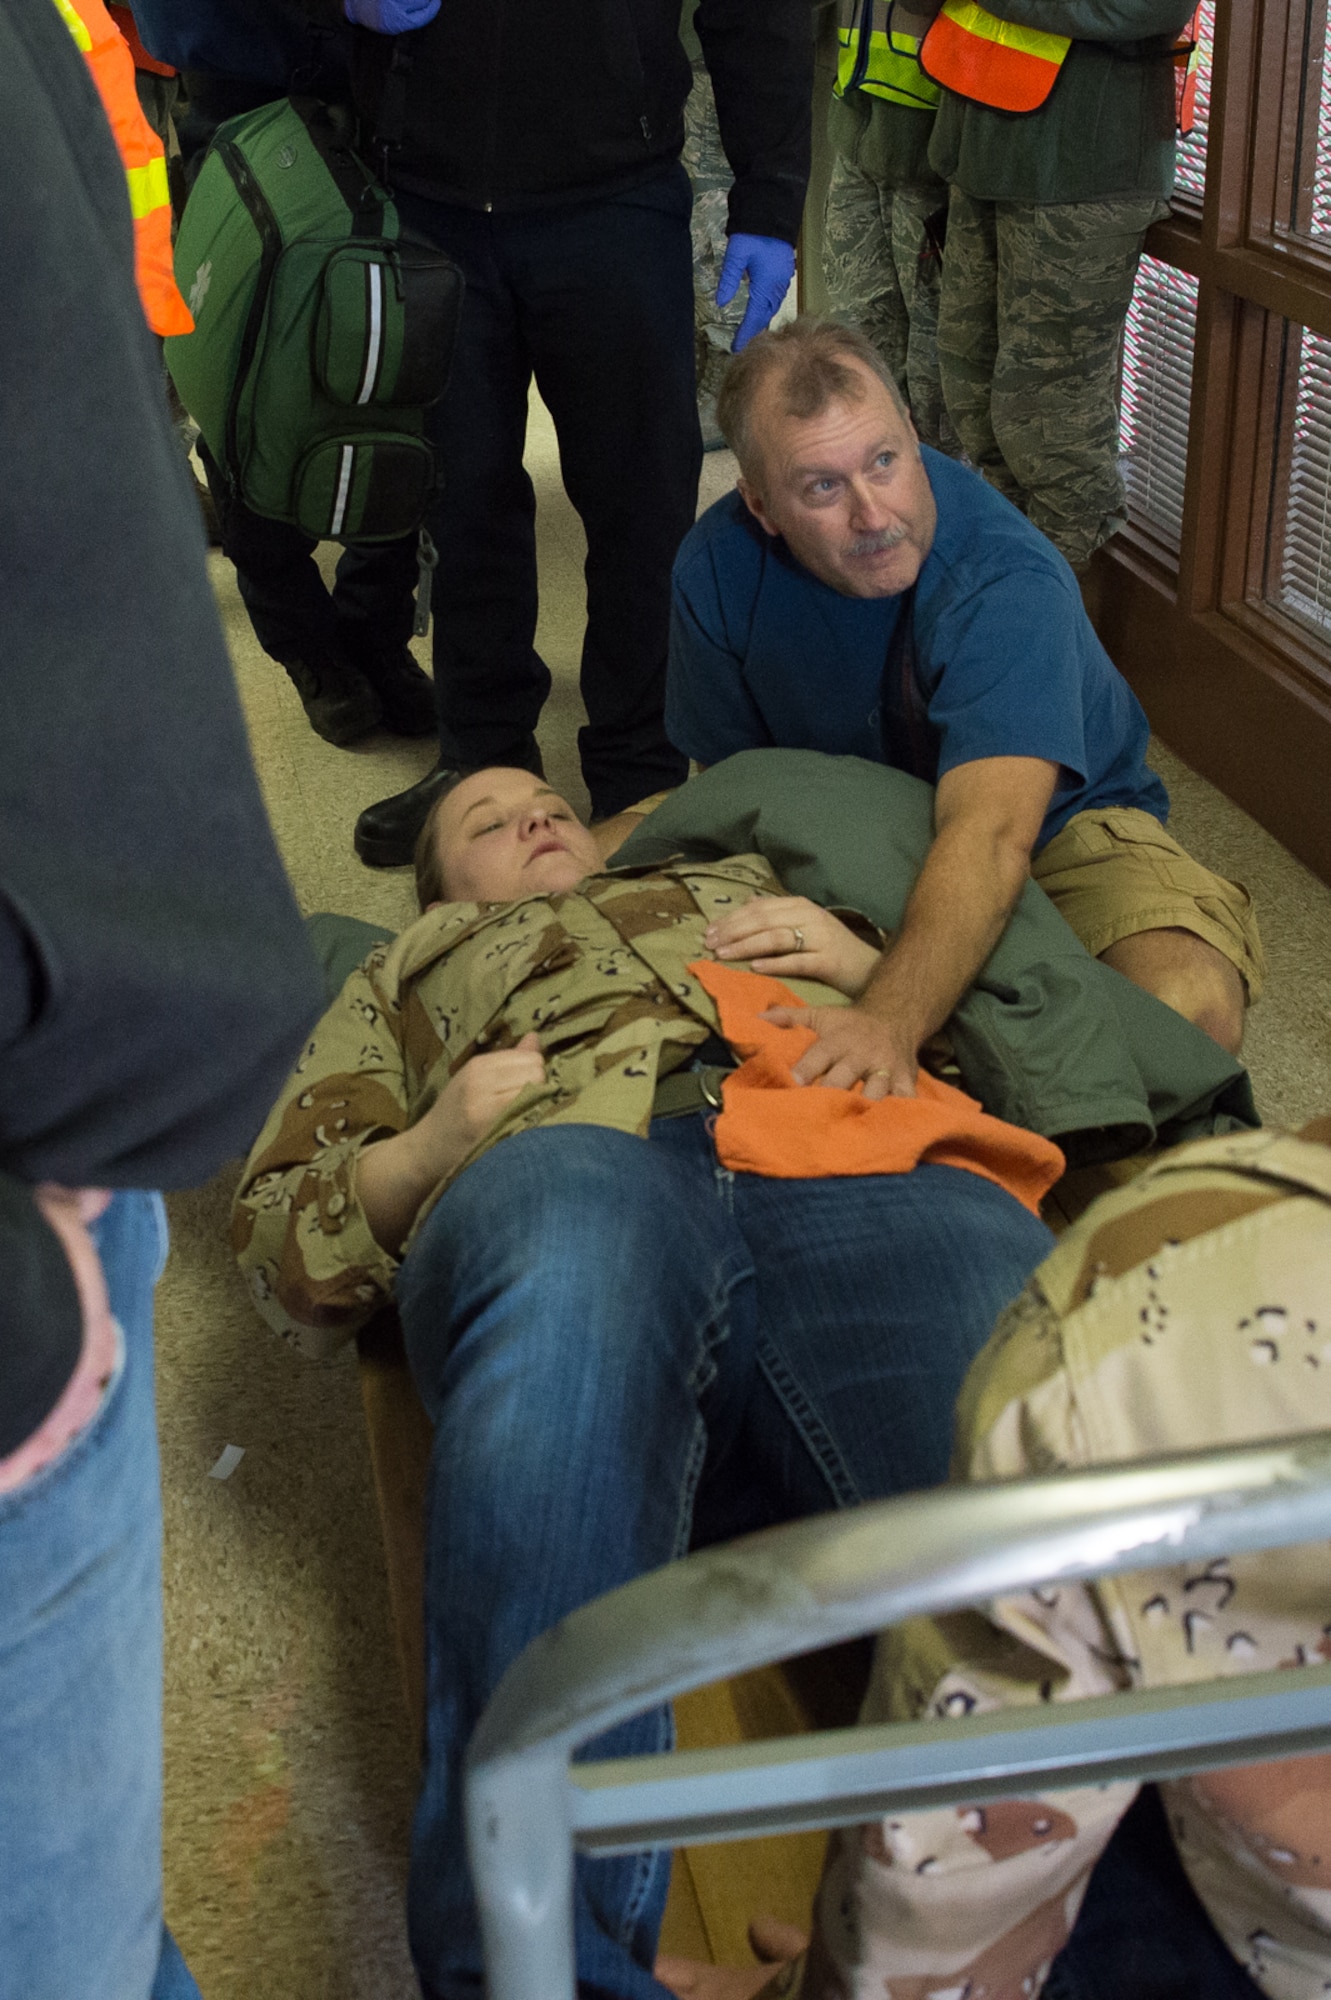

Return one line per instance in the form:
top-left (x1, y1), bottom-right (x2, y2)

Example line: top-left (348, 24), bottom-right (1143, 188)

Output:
top-left (233, 765), bottom-right (1063, 2000)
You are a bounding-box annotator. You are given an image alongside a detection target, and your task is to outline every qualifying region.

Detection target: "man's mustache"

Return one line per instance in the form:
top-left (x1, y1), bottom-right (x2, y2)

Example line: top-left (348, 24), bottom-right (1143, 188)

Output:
top-left (846, 526), bottom-right (907, 558)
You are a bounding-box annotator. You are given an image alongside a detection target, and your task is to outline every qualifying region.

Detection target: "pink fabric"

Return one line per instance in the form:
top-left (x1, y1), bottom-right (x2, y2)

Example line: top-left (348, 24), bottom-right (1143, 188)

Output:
top-left (0, 1307), bottom-right (120, 1496)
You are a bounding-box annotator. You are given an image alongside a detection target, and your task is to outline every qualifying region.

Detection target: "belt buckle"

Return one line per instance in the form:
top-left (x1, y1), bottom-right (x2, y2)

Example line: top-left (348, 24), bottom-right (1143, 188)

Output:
top-left (699, 1065), bottom-right (726, 1110)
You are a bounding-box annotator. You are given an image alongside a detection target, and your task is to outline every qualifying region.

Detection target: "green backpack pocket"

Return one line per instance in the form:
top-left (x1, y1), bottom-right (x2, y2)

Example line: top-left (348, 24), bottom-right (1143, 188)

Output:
top-left (316, 241), bottom-right (462, 410)
top-left (292, 433), bottom-right (436, 541)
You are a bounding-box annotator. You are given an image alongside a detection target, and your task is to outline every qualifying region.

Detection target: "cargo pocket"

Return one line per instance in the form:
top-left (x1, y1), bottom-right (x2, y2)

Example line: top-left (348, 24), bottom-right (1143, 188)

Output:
top-left (316, 240), bottom-right (463, 410)
top-left (293, 433), bottom-right (436, 541)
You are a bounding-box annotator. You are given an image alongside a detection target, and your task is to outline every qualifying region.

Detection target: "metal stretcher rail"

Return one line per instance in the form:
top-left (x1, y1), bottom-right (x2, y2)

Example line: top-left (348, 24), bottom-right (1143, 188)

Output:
top-left (465, 1432), bottom-right (1331, 2000)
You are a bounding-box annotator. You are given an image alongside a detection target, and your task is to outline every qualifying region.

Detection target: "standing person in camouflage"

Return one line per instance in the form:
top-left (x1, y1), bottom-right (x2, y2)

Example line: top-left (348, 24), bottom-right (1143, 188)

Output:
top-left (928, 0), bottom-right (1194, 568)
top-left (823, 1), bottom-right (956, 453)
top-left (682, 4), bottom-right (746, 449)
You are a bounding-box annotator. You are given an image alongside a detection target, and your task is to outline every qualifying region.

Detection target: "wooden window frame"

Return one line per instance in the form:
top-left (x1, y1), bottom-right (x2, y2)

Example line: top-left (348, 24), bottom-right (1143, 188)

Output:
top-left (1093, 0), bottom-right (1331, 880)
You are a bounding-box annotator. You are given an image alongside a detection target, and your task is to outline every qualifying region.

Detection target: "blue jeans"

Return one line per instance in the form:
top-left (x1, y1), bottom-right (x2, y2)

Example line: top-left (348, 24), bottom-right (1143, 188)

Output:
top-left (396, 1116), bottom-right (1053, 1999)
top-left (0, 1192), bottom-right (201, 2000)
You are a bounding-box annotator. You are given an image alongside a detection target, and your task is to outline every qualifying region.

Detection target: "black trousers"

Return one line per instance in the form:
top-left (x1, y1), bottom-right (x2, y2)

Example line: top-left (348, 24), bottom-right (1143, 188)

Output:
top-left (198, 440), bottom-right (419, 674)
top-left (397, 164), bottom-right (699, 819)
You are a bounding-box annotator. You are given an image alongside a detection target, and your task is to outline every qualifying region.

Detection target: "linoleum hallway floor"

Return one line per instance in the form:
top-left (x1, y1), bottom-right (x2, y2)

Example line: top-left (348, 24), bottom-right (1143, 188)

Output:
top-left (156, 398), bottom-right (1331, 1996)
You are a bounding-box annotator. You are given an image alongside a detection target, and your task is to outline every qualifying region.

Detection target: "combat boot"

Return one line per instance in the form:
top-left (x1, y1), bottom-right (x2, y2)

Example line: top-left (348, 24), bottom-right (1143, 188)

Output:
top-left (340, 639), bottom-right (437, 737)
top-left (282, 655), bottom-right (382, 747)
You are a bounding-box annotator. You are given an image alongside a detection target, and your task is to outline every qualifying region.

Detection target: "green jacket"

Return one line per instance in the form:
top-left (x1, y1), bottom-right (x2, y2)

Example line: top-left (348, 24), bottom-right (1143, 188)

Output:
top-left (615, 751), bottom-right (1257, 1159)
top-left (926, 0), bottom-right (1193, 203)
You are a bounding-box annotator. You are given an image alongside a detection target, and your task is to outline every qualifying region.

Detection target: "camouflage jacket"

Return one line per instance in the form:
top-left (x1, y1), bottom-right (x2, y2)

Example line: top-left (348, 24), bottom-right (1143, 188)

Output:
top-left (799, 1126), bottom-right (1331, 2000)
top-left (233, 854), bottom-right (845, 1357)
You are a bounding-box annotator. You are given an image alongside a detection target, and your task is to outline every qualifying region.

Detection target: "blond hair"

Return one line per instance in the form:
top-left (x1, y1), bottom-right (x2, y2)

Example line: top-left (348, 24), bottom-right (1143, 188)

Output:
top-left (717, 317), bottom-right (909, 476)
top-left (412, 771), bottom-right (474, 909)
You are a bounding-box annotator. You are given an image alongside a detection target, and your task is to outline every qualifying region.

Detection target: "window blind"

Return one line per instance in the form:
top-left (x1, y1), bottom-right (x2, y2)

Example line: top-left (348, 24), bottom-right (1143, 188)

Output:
top-left (1307, 21), bottom-right (1331, 237)
top-left (1119, 257), bottom-right (1199, 551)
top-left (1274, 326), bottom-right (1331, 633)
top-left (1172, 0), bottom-right (1214, 205)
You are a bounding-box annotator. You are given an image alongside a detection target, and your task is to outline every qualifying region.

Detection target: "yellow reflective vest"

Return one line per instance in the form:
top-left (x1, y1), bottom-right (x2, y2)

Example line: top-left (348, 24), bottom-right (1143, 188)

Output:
top-left (835, 0), bottom-right (943, 112)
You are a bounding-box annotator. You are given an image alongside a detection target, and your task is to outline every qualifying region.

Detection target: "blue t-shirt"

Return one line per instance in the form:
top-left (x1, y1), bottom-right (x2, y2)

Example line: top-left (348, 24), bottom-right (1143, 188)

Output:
top-left (667, 448), bottom-right (1168, 850)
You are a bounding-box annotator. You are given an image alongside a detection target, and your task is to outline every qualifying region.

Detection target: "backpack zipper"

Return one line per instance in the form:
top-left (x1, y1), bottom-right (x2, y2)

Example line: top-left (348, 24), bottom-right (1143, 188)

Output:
top-left (218, 137), bottom-right (284, 489)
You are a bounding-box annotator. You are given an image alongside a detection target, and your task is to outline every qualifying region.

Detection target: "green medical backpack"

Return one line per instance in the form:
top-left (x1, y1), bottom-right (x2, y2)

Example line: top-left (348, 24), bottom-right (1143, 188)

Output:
top-left (165, 96), bottom-right (463, 543)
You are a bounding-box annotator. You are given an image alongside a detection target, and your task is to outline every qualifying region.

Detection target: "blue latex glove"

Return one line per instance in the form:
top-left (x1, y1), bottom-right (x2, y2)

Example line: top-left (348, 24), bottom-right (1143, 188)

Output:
top-left (716, 233), bottom-right (797, 352)
top-left (344, 0), bottom-right (440, 32)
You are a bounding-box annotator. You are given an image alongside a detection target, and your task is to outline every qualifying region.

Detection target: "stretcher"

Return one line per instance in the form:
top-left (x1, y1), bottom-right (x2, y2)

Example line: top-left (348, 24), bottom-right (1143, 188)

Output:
top-left (463, 1432), bottom-right (1331, 2000)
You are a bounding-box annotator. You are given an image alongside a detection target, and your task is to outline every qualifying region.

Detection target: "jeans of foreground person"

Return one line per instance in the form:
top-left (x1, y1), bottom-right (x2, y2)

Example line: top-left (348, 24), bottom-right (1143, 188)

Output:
top-left (395, 1116), bottom-right (1053, 1998)
top-left (0, 1193), bottom-right (201, 2000)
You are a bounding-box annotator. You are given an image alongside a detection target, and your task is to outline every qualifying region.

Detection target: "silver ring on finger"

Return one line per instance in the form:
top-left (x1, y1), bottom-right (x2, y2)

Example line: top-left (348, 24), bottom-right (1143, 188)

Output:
top-left (791, 926), bottom-right (806, 953)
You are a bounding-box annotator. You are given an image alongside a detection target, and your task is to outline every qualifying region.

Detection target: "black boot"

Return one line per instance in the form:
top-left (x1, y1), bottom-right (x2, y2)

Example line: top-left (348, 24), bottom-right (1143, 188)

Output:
top-left (354, 759), bottom-right (464, 867)
top-left (283, 655), bottom-right (381, 747)
top-left (353, 648), bottom-right (437, 737)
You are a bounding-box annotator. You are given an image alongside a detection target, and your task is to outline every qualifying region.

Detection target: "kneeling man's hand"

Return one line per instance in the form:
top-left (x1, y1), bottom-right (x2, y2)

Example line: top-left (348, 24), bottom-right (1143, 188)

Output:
top-left (761, 1002), bottom-right (918, 1100)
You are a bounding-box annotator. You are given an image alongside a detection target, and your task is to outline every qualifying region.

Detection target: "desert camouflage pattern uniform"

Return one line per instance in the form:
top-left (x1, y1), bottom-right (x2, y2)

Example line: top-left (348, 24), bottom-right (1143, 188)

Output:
top-left (791, 1124), bottom-right (1331, 1999)
top-left (232, 855), bottom-right (848, 1357)
top-left (823, 92), bottom-right (956, 454)
top-left (937, 191), bottom-right (1168, 567)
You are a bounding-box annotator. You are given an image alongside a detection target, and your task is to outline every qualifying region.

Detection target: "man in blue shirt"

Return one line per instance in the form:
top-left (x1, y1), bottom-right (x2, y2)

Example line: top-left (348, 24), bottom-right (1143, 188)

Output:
top-left (665, 318), bottom-right (1262, 1096)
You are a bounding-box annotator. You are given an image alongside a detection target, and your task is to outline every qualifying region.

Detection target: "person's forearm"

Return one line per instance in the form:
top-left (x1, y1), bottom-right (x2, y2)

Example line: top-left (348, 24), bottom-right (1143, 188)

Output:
top-left (695, 0), bottom-right (812, 243)
top-left (857, 820), bottom-right (1031, 1050)
top-left (357, 1123), bottom-right (459, 1255)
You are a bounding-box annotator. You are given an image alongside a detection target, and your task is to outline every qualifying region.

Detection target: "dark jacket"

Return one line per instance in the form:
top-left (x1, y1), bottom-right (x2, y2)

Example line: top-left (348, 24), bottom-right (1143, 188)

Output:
top-left (130, 0), bottom-right (341, 90)
top-left (3, 0), bottom-right (323, 1445)
top-left (346, 0), bottom-right (814, 242)
top-left (1, 0), bottom-right (323, 1189)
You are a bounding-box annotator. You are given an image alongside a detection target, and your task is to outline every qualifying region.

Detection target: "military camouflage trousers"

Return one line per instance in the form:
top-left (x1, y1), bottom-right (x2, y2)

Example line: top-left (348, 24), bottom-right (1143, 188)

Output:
top-left (684, 61), bottom-right (743, 402)
top-left (823, 151), bottom-right (956, 453)
top-left (937, 189), bottom-right (1169, 568)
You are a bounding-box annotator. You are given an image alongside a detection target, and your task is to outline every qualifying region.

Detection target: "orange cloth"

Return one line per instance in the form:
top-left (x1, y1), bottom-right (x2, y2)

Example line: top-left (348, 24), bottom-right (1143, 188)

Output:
top-left (691, 961), bottom-right (1065, 1216)
top-left (57, 0), bottom-right (193, 335)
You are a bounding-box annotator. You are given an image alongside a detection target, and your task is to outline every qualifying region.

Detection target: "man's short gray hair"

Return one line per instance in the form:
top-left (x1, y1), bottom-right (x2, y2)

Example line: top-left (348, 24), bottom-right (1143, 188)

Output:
top-left (716, 317), bottom-right (910, 477)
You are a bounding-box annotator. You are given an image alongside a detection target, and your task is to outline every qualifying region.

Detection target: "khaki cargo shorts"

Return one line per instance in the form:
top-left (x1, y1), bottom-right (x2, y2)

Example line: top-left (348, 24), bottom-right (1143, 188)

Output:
top-left (1031, 806), bottom-right (1266, 1002)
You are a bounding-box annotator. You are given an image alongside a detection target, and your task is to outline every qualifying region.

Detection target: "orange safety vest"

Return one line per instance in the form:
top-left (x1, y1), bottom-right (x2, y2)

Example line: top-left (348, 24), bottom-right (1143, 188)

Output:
top-left (921, 0), bottom-right (1203, 128)
top-left (51, 0), bottom-right (193, 336)
top-left (920, 0), bottom-right (1070, 114)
